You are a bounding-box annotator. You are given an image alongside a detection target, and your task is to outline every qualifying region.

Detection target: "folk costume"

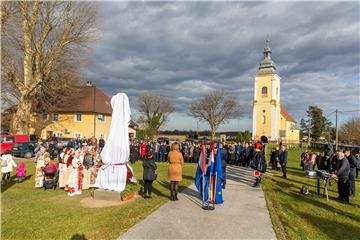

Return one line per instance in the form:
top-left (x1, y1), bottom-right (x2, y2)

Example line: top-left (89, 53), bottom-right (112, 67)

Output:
top-left (67, 150), bottom-right (84, 196)
top-left (34, 153), bottom-right (46, 188)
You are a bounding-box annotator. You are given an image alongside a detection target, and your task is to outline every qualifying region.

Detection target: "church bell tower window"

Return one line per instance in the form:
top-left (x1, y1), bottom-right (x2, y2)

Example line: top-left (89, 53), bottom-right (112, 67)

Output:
top-left (262, 86), bottom-right (268, 98)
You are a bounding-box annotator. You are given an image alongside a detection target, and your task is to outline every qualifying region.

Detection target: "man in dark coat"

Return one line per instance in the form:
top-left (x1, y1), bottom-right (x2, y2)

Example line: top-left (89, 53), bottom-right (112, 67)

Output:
top-left (344, 149), bottom-right (359, 197)
top-left (220, 143), bottom-right (228, 189)
top-left (142, 153), bottom-right (157, 198)
top-left (243, 143), bottom-right (252, 167)
top-left (279, 146), bottom-right (288, 178)
top-left (99, 138), bottom-right (105, 153)
top-left (336, 151), bottom-right (351, 203)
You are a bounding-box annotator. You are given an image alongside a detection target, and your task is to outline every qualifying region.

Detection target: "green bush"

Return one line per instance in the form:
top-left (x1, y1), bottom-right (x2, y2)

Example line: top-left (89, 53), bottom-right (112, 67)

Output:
top-left (120, 182), bottom-right (141, 197)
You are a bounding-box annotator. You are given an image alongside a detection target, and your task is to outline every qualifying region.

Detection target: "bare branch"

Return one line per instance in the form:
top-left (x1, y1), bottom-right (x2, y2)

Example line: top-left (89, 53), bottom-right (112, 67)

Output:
top-left (189, 90), bottom-right (241, 138)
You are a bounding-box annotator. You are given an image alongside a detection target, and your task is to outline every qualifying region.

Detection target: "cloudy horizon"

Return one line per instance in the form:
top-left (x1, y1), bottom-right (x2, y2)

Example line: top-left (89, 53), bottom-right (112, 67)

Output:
top-left (84, 1), bottom-right (360, 131)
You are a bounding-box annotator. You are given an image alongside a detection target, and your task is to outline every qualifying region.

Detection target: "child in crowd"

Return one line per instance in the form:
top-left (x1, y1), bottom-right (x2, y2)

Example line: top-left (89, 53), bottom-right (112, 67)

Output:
top-left (1, 150), bottom-right (17, 184)
top-left (16, 162), bottom-right (26, 183)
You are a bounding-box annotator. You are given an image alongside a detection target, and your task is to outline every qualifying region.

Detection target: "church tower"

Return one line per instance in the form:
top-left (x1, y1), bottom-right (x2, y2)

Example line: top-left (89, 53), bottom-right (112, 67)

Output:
top-left (252, 40), bottom-right (281, 141)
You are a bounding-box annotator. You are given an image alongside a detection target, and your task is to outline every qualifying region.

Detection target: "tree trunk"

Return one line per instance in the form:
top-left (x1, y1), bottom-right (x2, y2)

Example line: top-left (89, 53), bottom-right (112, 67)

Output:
top-left (12, 98), bottom-right (32, 134)
top-left (211, 128), bottom-right (216, 140)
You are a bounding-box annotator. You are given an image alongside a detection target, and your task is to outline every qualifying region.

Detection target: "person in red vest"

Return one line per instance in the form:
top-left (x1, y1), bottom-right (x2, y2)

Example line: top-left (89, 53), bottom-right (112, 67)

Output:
top-left (139, 141), bottom-right (147, 160)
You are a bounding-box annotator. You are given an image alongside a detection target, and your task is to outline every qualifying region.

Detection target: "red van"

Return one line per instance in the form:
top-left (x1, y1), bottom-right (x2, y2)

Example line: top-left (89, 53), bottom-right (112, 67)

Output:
top-left (0, 135), bottom-right (30, 154)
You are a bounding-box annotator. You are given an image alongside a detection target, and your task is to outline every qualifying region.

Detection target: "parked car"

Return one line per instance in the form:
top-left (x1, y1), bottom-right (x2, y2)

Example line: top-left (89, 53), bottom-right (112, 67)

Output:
top-left (0, 135), bottom-right (30, 154)
top-left (56, 138), bottom-right (73, 149)
top-left (12, 142), bottom-right (36, 158)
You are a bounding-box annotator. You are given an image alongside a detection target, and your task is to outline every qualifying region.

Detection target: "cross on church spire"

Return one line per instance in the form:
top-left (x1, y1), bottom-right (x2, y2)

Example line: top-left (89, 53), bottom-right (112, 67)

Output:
top-left (266, 34), bottom-right (270, 48)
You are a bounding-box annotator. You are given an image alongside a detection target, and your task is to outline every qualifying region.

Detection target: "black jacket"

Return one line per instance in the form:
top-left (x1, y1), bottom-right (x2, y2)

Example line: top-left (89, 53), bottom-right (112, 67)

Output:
top-left (347, 155), bottom-right (359, 169)
top-left (143, 159), bottom-right (157, 181)
top-left (279, 150), bottom-right (288, 165)
top-left (250, 151), bottom-right (266, 173)
top-left (336, 158), bottom-right (350, 180)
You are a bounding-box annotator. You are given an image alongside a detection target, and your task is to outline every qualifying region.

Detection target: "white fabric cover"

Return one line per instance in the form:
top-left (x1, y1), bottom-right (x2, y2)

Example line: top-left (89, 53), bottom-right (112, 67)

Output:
top-left (94, 93), bottom-right (131, 192)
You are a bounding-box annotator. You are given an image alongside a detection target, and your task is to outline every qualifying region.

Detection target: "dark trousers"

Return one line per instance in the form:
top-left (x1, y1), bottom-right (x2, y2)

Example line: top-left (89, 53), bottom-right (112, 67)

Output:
top-left (154, 152), bottom-right (159, 161)
top-left (338, 178), bottom-right (350, 202)
top-left (18, 176), bottom-right (24, 183)
top-left (2, 172), bottom-right (10, 182)
top-left (349, 173), bottom-right (356, 196)
top-left (222, 166), bottom-right (227, 187)
top-left (144, 180), bottom-right (153, 196)
top-left (281, 164), bottom-right (287, 178)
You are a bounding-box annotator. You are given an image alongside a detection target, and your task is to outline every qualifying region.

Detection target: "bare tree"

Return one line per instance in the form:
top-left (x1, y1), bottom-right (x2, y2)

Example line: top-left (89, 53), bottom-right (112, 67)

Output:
top-left (1, 1), bottom-right (99, 134)
top-left (339, 116), bottom-right (360, 145)
top-left (189, 90), bottom-right (241, 139)
top-left (137, 92), bottom-right (174, 139)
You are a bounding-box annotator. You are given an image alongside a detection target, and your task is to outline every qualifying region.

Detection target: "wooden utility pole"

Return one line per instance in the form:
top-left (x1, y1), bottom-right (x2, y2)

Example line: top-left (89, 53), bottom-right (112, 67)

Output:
top-left (335, 109), bottom-right (339, 150)
top-left (308, 125), bottom-right (311, 147)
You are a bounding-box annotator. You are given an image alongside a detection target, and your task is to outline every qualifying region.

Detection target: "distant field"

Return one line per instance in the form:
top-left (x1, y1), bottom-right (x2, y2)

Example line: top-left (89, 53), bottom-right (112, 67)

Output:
top-left (1, 159), bottom-right (197, 240)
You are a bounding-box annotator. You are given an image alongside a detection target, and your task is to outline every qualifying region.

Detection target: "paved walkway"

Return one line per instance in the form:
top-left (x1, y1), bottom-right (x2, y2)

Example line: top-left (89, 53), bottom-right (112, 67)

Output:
top-left (119, 166), bottom-right (276, 240)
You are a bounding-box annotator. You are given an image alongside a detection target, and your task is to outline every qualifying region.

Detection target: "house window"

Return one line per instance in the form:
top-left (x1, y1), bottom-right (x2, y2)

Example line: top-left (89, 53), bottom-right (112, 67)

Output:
top-left (74, 133), bottom-right (81, 139)
top-left (52, 113), bottom-right (59, 122)
top-left (42, 114), bottom-right (48, 121)
top-left (98, 114), bottom-right (106, 123)
top-left (55, 132), bottom-right (63, 137)
top-left (75, 113), bottom-right (82, 122)
top-left (279, 130), bottom-right (286, 137)
top-left (262, 115), bottom-right (266, 124)
top-left (261, 87), bottom-right (268, 97)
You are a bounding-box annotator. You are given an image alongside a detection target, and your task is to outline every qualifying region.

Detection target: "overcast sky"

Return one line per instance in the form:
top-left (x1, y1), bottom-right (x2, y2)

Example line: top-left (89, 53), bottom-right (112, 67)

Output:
top-left (84, 1), bottom-right (360, 131)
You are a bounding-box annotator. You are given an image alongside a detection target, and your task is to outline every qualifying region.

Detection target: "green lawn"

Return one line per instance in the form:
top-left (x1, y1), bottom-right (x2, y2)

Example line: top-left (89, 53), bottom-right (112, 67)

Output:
top-left (262, 147), bottom-right (360, 240)
top-left (1, 159), bottom-right (197, 240)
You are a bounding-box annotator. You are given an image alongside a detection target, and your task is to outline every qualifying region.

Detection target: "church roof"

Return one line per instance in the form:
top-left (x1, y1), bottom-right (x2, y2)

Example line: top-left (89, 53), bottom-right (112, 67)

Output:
top-left (258, 39), bottom-right (277, 75)
top-left (280, 105), bottom-right (296, 123)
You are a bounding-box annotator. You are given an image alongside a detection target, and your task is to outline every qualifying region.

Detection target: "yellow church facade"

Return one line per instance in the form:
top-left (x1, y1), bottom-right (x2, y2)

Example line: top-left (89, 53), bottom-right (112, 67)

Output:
top-left (252, 43), bottom-right (299, 143)
top-left (28, 84), bottom-right (137, 140)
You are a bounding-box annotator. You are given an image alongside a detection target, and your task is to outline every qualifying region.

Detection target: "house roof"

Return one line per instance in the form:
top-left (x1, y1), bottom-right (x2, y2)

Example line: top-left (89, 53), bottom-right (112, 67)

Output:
top-left (280, 105), bottom-right (296, 123)
top-left (53, 85), bottom-right (112, 115)
top-left (52, 85), bottom-right (139, 127)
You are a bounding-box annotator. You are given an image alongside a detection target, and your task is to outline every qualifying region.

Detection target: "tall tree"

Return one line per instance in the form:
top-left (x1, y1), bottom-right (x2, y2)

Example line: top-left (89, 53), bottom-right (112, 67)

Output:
top-left (299, 118), bottom-right (308, 140)
top-left (244, 130), bottom-right (252, 143)
top-left (236, 132), bottom-right (244, 143)
top-left (1, 1), bottom-right (99, 134)
top-left (137, 92), bottom-right (174, 139)
top-left (189, 90), bottom-right (241, 139)
top-left (306, 106), bottom-right (331, 141)
top-left (339, 116), bottom-right (360, 145)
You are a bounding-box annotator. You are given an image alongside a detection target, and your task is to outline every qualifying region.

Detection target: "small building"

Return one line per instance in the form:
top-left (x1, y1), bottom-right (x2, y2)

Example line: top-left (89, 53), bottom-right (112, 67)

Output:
top-left (252, 41), bottom-right (300, 144)
top-left (29, 83), bottom-right (137, 140)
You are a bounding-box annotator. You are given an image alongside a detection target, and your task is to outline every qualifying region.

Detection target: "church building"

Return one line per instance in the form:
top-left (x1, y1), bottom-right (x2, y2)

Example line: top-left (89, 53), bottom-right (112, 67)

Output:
top-left (252, 42), bottom-right (300, 143)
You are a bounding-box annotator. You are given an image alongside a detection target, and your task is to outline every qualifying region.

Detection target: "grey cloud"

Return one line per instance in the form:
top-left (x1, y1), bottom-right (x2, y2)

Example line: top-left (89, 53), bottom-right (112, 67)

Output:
top-left (84, 1), bottom-right (359, 130)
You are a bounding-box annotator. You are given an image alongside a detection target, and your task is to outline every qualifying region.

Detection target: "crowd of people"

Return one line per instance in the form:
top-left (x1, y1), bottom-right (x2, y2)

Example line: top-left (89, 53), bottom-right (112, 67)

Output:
top-left (130, 139), bottom-right (266, 166)
top-left (32, 137), bottom-right (103, 196)
top-left (299, 145), bottom-right (360, 203)
top-left (134, 139), bottom-right (268, 191)
top-left (2, 135), bottom-right (359, 205)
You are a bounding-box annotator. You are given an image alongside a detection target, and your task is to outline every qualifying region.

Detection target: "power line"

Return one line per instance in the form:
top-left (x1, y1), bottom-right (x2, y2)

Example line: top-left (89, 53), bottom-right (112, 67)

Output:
top-left (338, 109), bottom-right (360, 113)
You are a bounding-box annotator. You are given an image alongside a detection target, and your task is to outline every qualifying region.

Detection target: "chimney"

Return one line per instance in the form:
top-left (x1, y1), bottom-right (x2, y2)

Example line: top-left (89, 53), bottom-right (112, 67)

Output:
top-left (86, 81), bottom-right (93, 86)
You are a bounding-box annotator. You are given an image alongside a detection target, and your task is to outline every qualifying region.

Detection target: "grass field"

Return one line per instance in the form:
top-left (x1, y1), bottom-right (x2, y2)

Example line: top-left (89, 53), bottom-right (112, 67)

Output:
top-left (1, 159), bottom-right (197, 240)
top-left (262, 147), bottom-right (360, 240)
